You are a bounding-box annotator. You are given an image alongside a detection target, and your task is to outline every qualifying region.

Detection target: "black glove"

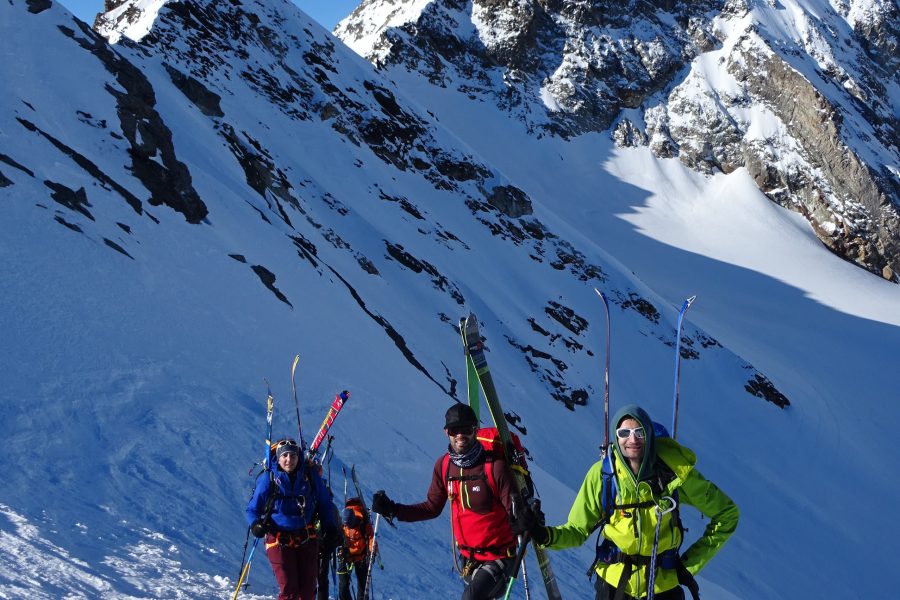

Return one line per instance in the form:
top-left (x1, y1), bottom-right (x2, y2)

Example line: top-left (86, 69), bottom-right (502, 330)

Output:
top-left (509, 512), bottom-right (527, 536)
top-left (521, 501), bottom-right (550, 546)
top-left (321, 527), bottom-right (343, 554)
top-left (371, 490), bottom-right (397, 519)
top-left (530, 524), bottom-right (550, 546)
top-left (250, 518), bottom-right (268, 538)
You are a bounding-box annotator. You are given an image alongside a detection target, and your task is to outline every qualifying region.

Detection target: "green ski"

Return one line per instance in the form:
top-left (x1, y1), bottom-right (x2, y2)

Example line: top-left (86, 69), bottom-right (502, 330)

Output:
top-left (462, 313), bottom-right (563, 600)
top-left (458, 317), bottom-right (481, 420)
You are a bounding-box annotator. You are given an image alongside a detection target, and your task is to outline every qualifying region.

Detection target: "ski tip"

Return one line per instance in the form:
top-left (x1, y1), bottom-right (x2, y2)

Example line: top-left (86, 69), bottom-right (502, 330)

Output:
top-left (686, 295), bottom-right (697, 306)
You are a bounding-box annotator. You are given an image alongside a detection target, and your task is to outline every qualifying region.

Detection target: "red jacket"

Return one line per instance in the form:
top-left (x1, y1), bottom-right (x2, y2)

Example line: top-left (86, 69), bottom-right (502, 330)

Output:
top-left (396, 453), bottom-right (518, 561)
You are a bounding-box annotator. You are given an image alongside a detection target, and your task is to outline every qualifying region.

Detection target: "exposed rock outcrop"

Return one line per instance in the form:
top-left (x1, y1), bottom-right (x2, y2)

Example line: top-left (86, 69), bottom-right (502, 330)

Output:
top-left (339, 0), bottom-right (900, 280)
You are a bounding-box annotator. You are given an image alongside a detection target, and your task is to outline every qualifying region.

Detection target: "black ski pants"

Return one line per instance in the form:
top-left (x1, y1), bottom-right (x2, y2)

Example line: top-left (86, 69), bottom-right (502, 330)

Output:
top-left (337, 555), bottom-right (369, 600)
top-left (461, 557), bottom-right (513, 600)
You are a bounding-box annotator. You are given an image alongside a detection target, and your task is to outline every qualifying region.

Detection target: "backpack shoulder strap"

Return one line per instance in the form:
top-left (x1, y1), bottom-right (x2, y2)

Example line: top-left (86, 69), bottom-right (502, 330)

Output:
top-left (654, 456), bottom-right (678, 491)
top-left (601, 453), bottom-right (618, 519)
top-left (653, 456), bottom-right (685, 536)
top-left (262, 473), bottom-right (279, 522)
top-left (442, 453), bottom-right (450, 483)
top-left (484, 454), bottom-right (499, 497)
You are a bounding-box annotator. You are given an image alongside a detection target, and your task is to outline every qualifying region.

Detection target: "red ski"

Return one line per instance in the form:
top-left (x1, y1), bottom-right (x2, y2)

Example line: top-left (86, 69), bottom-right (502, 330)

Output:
top-left (308, 390), bottom-right (350, 456)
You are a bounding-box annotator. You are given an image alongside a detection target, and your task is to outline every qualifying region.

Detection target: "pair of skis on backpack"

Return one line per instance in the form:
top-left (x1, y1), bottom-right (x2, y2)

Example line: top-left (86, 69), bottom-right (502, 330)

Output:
top-left (460, 314), bottom-right (563, 600)
top-left (236, 362), bottom-right (353, 600)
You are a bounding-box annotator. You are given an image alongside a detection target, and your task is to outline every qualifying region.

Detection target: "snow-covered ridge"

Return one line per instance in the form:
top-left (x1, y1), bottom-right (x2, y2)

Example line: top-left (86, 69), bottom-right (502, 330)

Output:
top-left (337, 0), bottom-right (900, 281)
top-left (95, 0), bottom-right (170, 43)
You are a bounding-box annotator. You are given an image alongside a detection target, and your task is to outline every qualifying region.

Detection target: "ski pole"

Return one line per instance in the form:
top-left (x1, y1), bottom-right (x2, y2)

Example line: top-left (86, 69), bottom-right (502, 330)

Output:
top-left (364, 513), bottom-right (381, 599)
top-left (503, 532), bottom-right (531, 599)
top-left (232, 537), bottom-right (259, 600)
top-left (505, 496), bottom-right (531, 590)
top-left (521, 558), bottom-right (531, 600)
top-left (233, 527), bottom-right (252, 596)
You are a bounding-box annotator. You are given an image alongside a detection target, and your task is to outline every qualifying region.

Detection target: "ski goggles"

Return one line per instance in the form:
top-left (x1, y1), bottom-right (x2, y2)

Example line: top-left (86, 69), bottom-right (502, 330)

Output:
top-left (275, 439), bottom-right (300, 456)
top-left (616, 427), bottom-right (646, 440)
top-left (446, 425), bottom-right (477, 437)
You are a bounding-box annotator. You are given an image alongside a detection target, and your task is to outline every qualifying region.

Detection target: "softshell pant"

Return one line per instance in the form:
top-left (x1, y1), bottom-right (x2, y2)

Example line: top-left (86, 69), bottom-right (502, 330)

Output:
top-left (594, 577), bottom-right (685, 600)
top-left (461, 557), bottom-right (513, 600)
top-left (265, 535), bottom-right (320, 600)
top-left (337, 555), bottom-right (369, 600)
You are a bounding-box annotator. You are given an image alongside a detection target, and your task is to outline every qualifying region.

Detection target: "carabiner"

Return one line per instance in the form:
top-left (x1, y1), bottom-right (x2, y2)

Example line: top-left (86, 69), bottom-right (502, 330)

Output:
top-left (655, 495), bottom-right (677, 515)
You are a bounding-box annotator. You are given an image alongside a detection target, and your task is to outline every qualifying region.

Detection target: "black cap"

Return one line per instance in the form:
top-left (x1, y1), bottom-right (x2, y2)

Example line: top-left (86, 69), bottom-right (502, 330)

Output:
top-left (445, 404), bottom-right (477, 429)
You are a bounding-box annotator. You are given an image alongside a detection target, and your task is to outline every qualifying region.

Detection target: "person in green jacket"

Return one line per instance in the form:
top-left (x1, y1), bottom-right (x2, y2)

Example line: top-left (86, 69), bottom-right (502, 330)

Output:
top-left (524, 404), bottom-right (738, 600)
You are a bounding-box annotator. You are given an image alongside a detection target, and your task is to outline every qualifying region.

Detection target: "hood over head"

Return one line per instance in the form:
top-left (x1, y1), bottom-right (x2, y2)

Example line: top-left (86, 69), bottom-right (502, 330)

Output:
top-left (611, 403), bottom-right (657, 481)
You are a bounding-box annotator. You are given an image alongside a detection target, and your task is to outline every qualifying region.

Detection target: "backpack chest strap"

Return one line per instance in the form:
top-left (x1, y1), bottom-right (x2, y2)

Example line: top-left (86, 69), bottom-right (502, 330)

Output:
top-left (448, 473), bottom-right (487, 483)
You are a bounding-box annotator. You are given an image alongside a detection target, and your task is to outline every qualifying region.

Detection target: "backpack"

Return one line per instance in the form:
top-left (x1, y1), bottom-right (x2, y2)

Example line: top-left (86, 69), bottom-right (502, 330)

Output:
top-left (442, 427), bottom-right (528, 565)
top-left (342, 497), bottom-right (371, 563)
top-left (440, 427), bottom-right (530, 498)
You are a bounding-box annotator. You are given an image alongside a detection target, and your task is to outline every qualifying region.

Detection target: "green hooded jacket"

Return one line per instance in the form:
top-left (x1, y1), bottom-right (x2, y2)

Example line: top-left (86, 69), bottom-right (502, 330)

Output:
top-left (542, 404), bottom-right (738, 597)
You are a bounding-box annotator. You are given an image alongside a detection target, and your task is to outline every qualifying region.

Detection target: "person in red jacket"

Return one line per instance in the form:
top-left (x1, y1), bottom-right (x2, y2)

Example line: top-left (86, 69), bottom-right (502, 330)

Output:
top-left (371, 404), bottom-right (523, 599)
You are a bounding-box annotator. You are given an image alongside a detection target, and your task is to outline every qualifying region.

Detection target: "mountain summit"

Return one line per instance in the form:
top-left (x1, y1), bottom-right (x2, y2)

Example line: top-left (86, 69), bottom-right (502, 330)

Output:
top-left (338, 0), bottom-right (900, 280)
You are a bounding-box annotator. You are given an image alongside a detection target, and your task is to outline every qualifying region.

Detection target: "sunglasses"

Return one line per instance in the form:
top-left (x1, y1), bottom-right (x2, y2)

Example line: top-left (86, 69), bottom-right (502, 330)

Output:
top-left (447, 426), bottom-right (477, 437)
top-left (616, 427), bottom-right (646, 440)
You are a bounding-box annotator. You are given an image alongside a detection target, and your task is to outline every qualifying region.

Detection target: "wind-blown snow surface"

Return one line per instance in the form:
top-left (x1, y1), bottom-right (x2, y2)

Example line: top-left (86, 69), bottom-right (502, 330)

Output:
top-left (2, 1), bottom-right (899, 599)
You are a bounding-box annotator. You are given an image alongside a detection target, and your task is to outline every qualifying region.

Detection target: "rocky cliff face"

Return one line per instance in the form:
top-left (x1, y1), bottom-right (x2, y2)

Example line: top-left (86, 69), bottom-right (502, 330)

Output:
top-left (94, 0), bottom-right (528, 216)
top-left (338, 0), bottom-right (900, 280)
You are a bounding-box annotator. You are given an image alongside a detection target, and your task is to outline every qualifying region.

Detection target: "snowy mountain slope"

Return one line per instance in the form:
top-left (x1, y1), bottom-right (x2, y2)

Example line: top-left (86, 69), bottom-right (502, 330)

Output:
top-left (337, 0), bottom-right (900, 282)
top-left (2, 1), bottom-right (899, 599)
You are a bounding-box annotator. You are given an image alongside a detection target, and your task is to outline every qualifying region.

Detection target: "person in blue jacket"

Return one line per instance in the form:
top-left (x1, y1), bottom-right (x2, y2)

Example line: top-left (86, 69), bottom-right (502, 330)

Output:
top-left (247, 438), bottom-right (341, 600)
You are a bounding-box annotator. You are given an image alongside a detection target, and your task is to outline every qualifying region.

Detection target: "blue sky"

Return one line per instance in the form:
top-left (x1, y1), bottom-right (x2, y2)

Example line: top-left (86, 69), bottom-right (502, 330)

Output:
top-left (61, 0), bottom-right (360, 31)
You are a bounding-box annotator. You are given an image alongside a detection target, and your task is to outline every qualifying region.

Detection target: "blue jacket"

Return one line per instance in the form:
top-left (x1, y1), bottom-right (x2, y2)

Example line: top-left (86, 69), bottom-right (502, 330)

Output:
top-left (246, 462), bottom-right (338, 533)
